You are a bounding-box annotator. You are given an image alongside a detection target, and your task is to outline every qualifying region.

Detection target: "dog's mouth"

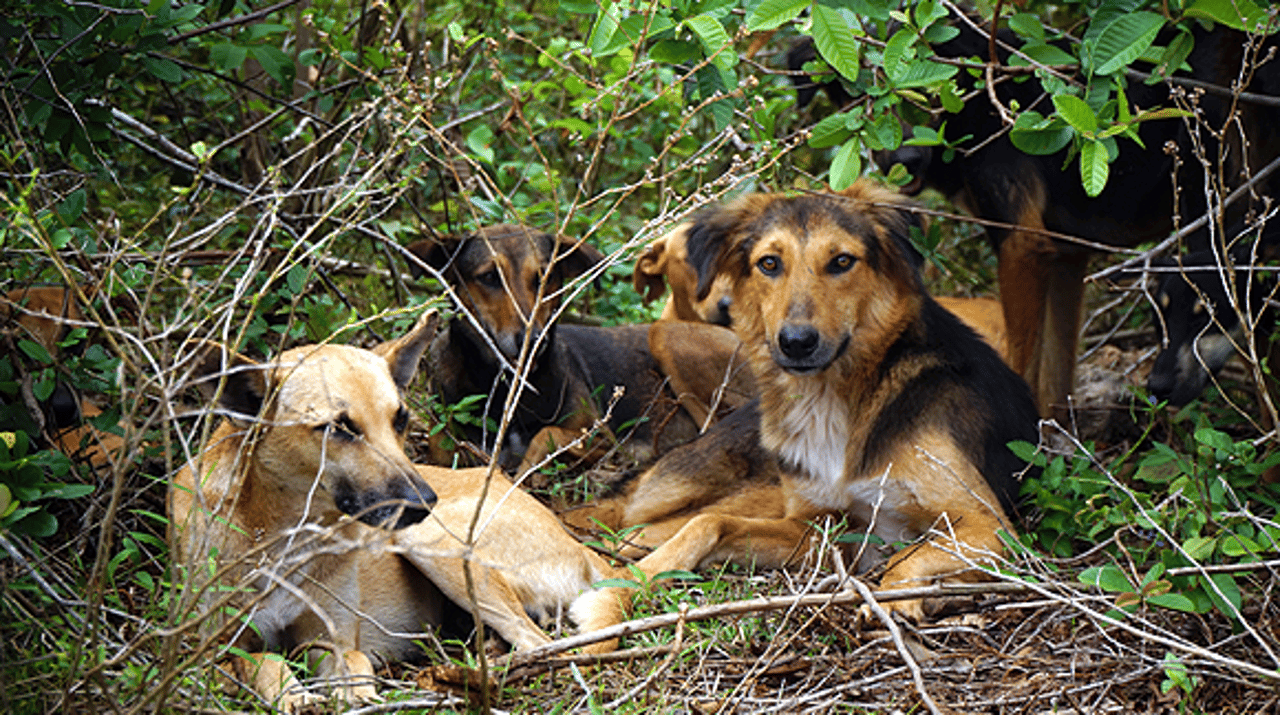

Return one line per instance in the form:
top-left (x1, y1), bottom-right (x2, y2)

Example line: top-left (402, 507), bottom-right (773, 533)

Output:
top-left (771, 328), bottom-right (849, 375)
top-left (334, 477), bottom-right (438, 529)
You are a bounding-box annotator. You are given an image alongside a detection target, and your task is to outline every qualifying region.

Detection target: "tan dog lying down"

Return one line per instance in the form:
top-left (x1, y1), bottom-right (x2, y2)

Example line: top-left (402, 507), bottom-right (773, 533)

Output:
top-left (170, 311), bottom-right (636, 710)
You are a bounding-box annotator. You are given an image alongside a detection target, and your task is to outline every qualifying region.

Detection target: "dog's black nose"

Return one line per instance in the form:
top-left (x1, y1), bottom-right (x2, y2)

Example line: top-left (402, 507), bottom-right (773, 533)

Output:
top-left (778, 324), bottom-right (820, 359)
top-left (713, 296), bottom-right (733, 326)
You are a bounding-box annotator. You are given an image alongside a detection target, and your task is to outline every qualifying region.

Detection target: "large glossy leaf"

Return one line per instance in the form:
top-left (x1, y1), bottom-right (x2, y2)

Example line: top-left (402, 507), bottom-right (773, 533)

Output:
top-left (746, 0), bottom-right (811, 32)
top-left (894, 59), bottom-right (957, 87)
top-left (1090, 12), bottom-right (1165, 76)
top-left (811, 5), bottom-right (860, 79)
top-left (1185, 0), bottom-right (1269, 32)
top-left (1080, 138), bottom-right (1109, 196)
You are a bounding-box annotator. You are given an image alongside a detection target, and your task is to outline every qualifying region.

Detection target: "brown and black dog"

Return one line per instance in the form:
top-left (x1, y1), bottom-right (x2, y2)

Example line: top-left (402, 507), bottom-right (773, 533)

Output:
top-left (573, 181), bottom-right (1040, 630)
top-left (405, 225), bottom-right (754, 474)
top-left (797, 21), bottom-right (1280, 416)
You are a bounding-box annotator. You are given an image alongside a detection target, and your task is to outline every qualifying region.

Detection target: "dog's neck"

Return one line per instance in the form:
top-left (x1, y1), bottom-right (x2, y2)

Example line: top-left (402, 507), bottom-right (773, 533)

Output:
top-left (756, 311), bottom-right (928, 497)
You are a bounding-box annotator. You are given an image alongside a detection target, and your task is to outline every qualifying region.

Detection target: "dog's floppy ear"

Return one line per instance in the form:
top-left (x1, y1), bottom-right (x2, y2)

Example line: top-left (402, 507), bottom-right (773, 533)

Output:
top-left (373, 309), bottom-right (439, 390)
top-left (686, 200), bottom-right (758, 301)
top-left (403, 235), bottom-right (462, 279)
top-left (187, 340), bottom-right (268, 420)
top-left (632, 233), bottom-right (672, 305)
top-left (552, 234), bottom-right (606, 280)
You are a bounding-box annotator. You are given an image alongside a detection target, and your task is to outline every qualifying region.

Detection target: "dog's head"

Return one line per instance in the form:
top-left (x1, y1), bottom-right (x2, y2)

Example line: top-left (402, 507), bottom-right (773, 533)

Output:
top-left (1148, 253), bottom-right (1260, 407)
top-left (405, 225), bottom-right (604, 364)
top-left (189, 311), bottom-right (440, 529)
top-left (632, 223), bottom-right (733, 325)
top-left (686, 180), bottom-right (925, 377)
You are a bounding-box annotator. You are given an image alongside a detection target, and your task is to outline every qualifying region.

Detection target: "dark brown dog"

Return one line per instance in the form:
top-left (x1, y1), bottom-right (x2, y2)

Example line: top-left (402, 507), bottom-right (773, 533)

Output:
top-left (573, 181), bottom-right (1040, 631)
top-left (405, 225), bottom-right (755, 474)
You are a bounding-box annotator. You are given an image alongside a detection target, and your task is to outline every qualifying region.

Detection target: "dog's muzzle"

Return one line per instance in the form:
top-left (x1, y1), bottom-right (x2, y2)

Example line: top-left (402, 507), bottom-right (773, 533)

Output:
top-left (335, 474), bottom-right (438, 529)
top-left (773, 324), bottom-right (848, 374)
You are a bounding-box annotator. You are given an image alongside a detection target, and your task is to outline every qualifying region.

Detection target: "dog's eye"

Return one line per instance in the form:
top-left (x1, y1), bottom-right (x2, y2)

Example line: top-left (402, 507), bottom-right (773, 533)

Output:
top-left (393, 406), bottom-right (410, 433)
top-left (477, 269), bottom-right (502, 289)
top-left (757, 255), bottom-right (782, 277)
top-left (325, 413), bottom-right (361, 441)
top-left (829, 254), bottom-right (856, 274)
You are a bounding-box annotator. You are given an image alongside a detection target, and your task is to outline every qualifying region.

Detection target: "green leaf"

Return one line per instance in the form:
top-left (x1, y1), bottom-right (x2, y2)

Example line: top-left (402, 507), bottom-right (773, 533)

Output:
top-left (1053, 94), bottom-right (1098, 135)
top-left (1009, 42), bottom-right (1078, 68)
top-left (588, 0), bottom-right (620, 56)
top-left (808, 111), bottom-right (856, 148)
top-left (895, 59), bottom-right (957, 88)
top-left (1220, 532), bottom-right (1261, 557)
top-left (1089, 12), bottom-right (1166, 76)
top-left (686, 15), bottom-right (736, 66)
top-left (746, 0), bottom-right (810, 32)
top-left (466, 124), bottom-right (495, 163)
top-left (592, 578), bottom-right (641, 589)
top-left (1184, 0), bottom-right (1269, 32)
top-left (882, 27), bottom-right (915, 79)
top-left (142, 57), bottom-right (183, 83)
top-left (810, 5), bottom-right (860, 79)
top-left (248, 45), bottom-right (295, 89)
top-left (209, 42), bottom-right (248, 72)
top-left (1147, 592), bottom-right (1198, 612)
top-left (1079, 564), bottom-right (1132, 593)
top-left (651, 569), bottom-right (700, 580)
top-left (58, 189), bottom-right (86, 223)
top-left (1008, 13), bottom-right (1045, 42)
top-left (0, 484), bottom-right (12, 519)
top-left (650, 39), bottom-right (702, 64)
top-left (15, 509), bottom-right (57, 538)
top-left (1079, 139), bottom-right (1109, 197)
top-left (1183, 536), bottom-right (1216, 560)
top-left (829, 137), bottom-right (863, 190)
top-left (1009, 112), bottom-right (1073, 155)
top-left (18, 339), bottom-right (53, 365)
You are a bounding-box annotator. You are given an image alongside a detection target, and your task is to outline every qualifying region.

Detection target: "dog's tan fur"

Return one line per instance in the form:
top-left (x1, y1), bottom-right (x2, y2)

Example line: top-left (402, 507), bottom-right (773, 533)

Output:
top-left (573, 182), bottom-right (1038, 633)
top-left (635, 228), bottom-right (1008, 360)
top-left (392, 464), bottom-right (642, 654)
top-left (169, 313), bottom-right (441, 711)
top-left (633, 223), bottom-right (734, 325)
top-left (935, 296), bottom-right (1007, 360)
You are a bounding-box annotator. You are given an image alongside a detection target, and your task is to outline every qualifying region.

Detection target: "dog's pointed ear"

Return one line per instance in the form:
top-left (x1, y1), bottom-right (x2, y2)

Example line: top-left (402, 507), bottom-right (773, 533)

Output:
top-left (553, 234), bottom-right (606, 280)
top-left (632, 233), bottom-right (672, 305)
top-left (404, 235), bottom-right (461, 279)
top-left (374, 309), bottom-right (439, 390)
top-left (188, 340), bottom-right (268, 419)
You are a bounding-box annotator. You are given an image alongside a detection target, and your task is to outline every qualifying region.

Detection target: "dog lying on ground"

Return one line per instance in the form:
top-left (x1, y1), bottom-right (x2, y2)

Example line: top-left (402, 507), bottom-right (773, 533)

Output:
top-left (796, 20), bottom-right (1280, 416)
top-left (1148, 222), bottom-right (1280, 409)
top-left (636, 221), bottom-right (1008, 358)
top-left (169, 312), bottom-right (442, 710)
top-left (405, 225), bottom-right (754, 475)
top-left (573, 181), bottom-right (1040, 632)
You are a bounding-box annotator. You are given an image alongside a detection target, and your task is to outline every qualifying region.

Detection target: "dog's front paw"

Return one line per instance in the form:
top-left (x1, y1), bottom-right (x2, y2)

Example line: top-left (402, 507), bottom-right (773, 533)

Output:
top-left (856, 596), bottom-right (925, 626)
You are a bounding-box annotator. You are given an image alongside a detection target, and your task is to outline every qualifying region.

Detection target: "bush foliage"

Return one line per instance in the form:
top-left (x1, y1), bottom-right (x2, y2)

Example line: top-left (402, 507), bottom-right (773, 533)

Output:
top-left (2, 0), bottom-right (1278, 711)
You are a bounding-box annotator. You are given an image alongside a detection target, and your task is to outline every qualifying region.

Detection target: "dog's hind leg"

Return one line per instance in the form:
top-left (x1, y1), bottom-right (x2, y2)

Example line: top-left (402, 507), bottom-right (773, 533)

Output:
top-left (1030, 250), bottom-right (1089, 420)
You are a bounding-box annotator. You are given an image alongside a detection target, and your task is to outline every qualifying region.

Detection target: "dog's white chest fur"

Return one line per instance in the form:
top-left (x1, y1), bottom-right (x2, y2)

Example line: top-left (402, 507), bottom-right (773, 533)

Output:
top-left (770, 380), bottom-right (850, 500)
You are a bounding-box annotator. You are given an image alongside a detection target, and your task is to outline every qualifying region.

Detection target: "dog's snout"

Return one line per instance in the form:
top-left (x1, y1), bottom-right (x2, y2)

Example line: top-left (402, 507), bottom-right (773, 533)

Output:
top-left (778, 324), bottom-right (820, 359)
top-left (712, 296), bottom-right (733, 326)
top-left (336, 473), bottom-right (438, 530)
